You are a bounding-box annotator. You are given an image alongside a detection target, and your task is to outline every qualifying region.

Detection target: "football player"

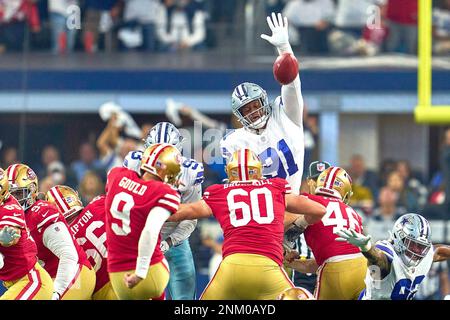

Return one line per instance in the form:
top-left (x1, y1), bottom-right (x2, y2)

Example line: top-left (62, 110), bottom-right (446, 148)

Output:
top-left (167, 149), bottom-right (326, 300)
top-left (0, 168), bottom-right (53, 300)
top-left (284, 166), bottom-right (367, 300)
top-left (46, 185), bottom-right (117, 300)
top-left (105, 143), bottom-right (182, 300)
top-left (123, 122), bottom-right (203, 300)
top-left (219, 12), bottom-right (311, 278)
top-left (335, 213), bottom-right (445, 300)
top-left (220, 13), bottom-right (304, 194)
top-left (6, 164), bottom-right (95, 300)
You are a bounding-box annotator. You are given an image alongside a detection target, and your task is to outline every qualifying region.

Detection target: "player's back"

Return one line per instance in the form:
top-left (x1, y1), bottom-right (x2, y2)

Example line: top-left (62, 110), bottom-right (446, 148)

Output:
top-left (202, 177), bottom-right (290, 266)
top-left (0, 196), bottom-right (38, 281)
top-left (105, 167), bottom-right (180, 273)
top-left (303, 194), bottom-right (363, 266)
top-left (70, 195), bottom-right (108, 293)
top-left (25, 200), bottom-right (90, 277)
top-left (362, 240), bottom-right (434, 300)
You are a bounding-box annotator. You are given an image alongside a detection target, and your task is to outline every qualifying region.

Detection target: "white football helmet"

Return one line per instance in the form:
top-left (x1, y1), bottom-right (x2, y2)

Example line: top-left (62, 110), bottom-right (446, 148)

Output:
top-left (390, 213), bottom-right (432, 268)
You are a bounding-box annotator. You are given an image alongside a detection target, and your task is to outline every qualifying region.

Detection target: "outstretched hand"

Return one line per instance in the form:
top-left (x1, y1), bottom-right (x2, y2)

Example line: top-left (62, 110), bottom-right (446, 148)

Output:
top-left (334, 228), bottom-right (372, 252)
top-left (261, 12), bottom-right (290, 51)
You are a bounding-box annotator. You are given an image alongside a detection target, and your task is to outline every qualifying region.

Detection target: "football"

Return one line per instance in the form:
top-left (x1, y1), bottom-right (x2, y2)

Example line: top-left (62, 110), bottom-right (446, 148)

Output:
top-left (273, 53), bottom-right (299, 85)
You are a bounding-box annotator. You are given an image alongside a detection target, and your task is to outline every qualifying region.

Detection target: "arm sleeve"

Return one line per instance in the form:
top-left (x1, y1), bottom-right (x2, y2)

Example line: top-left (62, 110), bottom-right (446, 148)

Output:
top-left (280, 75), bottom-right (304, 127)
top-left (167, 219), bottom-right (198, 247)
top-left (43, 222), bottom-right (80, 296)
top-left (135, 207), bottom-right (171, 279)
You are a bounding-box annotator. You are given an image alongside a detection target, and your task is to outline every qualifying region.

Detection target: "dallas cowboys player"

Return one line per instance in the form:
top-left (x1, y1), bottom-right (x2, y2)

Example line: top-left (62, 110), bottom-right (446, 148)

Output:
top-left (220, 12), bottom-right (304, 195)
top-left (123, 122), bottom-right (204, 300)
top-left (335, 213), bottom-right (439, 300)
top-left (219, 13), bottom-right (310, 286)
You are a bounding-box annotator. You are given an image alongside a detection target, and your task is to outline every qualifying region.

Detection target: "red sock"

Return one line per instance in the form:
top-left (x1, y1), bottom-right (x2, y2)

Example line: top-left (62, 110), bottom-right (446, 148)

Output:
top-left (152, 292), bottom-right (166, 300)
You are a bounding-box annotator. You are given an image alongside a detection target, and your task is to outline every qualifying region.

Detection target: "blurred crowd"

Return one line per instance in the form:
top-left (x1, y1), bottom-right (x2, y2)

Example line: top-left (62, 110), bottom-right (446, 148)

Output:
top-left (1, 0), bottom-right (450, 56)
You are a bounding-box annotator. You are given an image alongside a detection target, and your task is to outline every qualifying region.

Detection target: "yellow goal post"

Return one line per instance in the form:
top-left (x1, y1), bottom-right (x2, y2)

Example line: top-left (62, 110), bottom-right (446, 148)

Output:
top-left (414, 0), bottom-right (450, 124)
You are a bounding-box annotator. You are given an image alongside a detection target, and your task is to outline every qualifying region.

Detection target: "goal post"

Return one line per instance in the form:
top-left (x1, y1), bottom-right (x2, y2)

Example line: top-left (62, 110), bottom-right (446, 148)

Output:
top-left (414, 0), bottom-right (450, 123)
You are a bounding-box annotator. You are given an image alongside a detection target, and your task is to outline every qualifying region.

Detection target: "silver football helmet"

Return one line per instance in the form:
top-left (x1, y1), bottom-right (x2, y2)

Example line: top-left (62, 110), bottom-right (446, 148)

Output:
top-left (390, 213), bottom-right (432, 268)
top-left (144, 122), bottom-right (184, 152)
top-left (231, 82), bottom-right (271, 130)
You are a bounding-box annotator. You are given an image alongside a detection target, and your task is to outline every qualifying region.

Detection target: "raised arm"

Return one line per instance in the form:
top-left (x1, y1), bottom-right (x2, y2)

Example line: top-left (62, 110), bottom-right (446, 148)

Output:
top-left (167, 200), bottom-right (213, 222)
top-left (261, 12), bottom-right (304, 126)
top-left (96, 114), bottom-right (120, 158)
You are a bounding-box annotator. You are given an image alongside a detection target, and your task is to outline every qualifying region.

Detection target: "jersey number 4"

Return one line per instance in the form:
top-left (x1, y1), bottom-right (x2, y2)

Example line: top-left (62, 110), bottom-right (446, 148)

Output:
top-left (322, 202), bottom-right (362, 234)
top-left (227, 187), bottom-right (274, 227)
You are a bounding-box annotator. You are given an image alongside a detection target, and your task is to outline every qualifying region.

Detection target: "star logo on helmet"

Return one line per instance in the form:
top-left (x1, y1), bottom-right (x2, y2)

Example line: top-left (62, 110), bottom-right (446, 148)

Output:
top-left (400, 216), bottom-right (412, 226)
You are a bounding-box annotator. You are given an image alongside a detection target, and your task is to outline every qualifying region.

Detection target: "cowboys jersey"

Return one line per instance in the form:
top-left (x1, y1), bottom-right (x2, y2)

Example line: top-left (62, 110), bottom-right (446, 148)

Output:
top-left (361, 240), bottom-right (434, 300)
top-left (220, 96), bottom-right (304, 194)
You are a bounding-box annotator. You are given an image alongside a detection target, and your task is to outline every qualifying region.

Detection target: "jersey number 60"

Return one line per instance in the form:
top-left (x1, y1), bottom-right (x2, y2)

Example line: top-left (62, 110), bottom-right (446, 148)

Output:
top-left (227, 187), bottom-right (274, 227)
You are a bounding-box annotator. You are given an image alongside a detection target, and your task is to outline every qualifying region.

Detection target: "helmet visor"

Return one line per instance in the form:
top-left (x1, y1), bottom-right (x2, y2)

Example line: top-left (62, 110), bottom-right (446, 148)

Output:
top-left (238, 98), bottom-right (270, 129)
top-left (404, 237), bottom-right (431, 263)
top-left (10, 187), bottom-right (31, 208)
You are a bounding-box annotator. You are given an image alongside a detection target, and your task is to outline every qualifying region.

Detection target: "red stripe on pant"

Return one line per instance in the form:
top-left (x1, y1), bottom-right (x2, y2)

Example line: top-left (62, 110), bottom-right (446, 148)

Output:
top-left (60, 264), bottom-right (83, 298)
top-left (16, 266), bottom-right (41, 300)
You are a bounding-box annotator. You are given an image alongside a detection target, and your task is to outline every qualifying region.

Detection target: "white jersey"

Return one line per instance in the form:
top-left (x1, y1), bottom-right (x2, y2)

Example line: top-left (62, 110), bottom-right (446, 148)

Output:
top-left (123, 150), bottom-right (203, 245)
top-left (361, 240), bottom-right (434, 300)
top-left (221, 96), bottom-right (304, 194)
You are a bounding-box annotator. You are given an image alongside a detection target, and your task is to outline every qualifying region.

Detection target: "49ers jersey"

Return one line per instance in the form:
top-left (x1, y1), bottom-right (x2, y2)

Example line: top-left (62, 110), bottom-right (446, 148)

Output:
top-left (202, 178), bottom-right (291, 266)
top-left (303, 194), bottom-right (363, 266)
top-left (220, 97), bottom-right (304, 194)
top-left (24, 200), bottom-right (90, 278)
top-left (105, 167), bottom-right (181, 273)
top-left (69, 195), bottom-right (108, 293)
top-left (0, 196), bottom-right (38, 281)
top-left (123, 151), bottom-right (203, 240)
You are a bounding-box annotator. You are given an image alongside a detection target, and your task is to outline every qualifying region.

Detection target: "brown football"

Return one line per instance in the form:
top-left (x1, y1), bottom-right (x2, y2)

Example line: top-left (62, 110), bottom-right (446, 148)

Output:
top-left (273, 53), bottom-right (299, 85)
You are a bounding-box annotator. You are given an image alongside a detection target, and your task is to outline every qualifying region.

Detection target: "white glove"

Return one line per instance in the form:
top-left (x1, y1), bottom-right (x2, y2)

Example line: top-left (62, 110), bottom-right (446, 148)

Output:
top-left (0, 226), bottom-right (20, 246)
top-left (160, 240), bottom-right (170, 254)
top-left (165, 98), bottom-right (183, 127)
top-left (99, 101), bottom-right (123, 123)
top-left (51, 292), bottom-right (61, 300)
top-left (261, 12), bottom-right (292, 54)
top-left (334, 228), bottom-right (372, 252)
